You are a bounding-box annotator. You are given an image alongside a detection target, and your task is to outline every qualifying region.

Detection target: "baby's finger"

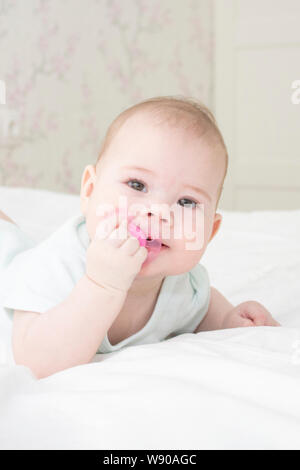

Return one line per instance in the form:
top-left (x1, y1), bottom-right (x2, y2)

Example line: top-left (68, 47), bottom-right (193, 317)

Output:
top-left (246, 310), bottom-right (267, 326)
top-left (265, 313), bottom-right (281, 326)
top-left (108, 219), bottom-right (129, 248)
top-left (252, 316), bottom-right (266, 326)
top-left (237, 317), bottom-right (255, 328)
top-left (269, 318), bottom-right (281, 327)
top-left (120, 236), bottom-right (141, 255)
top-left (134, 245), bottom-right (148, 264)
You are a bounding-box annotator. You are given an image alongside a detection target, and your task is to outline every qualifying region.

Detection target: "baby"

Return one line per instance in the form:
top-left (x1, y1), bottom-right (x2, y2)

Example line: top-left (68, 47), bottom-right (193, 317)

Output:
top-left (0, 210), bottom-right (34, 276)
top-left (1, 96), bottom-right (280, 379)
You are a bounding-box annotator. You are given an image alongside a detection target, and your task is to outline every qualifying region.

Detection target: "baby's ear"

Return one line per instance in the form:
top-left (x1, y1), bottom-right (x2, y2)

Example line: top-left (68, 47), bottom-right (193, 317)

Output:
top-left (80, 165), bottom-right (97, 214)
top-left (209, 213), bottom-right (222, 243)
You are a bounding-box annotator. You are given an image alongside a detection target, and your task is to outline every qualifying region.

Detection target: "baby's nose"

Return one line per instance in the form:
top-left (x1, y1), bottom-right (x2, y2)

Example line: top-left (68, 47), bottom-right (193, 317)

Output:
top-left (130, 205), bottom-right (172, 237)
top-left (146, 211), bottom-right (169, 224)
top-left (145, 208), bottom-right (173, 239)
top-left (146, 204), bottom-right (172, 224)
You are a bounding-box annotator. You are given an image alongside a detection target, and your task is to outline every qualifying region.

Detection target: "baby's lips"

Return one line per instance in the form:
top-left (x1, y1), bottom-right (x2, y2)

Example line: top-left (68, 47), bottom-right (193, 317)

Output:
top-left (145, 238), bottom-right (162, 252)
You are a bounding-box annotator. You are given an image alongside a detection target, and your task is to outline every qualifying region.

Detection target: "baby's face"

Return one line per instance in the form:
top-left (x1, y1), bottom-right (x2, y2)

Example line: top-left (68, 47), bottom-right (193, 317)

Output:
top-left (80, 113), bottom-right (224, 277)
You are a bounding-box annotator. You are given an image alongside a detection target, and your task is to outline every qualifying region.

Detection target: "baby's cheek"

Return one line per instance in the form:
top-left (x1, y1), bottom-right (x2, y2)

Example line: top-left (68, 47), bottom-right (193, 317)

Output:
top-left (85, 215), bottom-right (97, 241)
top-left (86, 205), bottom-right (108, 240)
top-left (182, 207), bottom-right (206, 252)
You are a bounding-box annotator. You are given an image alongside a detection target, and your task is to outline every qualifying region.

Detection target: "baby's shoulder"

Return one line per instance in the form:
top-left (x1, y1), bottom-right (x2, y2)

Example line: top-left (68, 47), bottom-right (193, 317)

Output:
top-left (4, 214), bottom-right (88, 287)
top-left (7, 214), bottom-right (86, 268)
top-left (36, 213), bottom-right (86, 252)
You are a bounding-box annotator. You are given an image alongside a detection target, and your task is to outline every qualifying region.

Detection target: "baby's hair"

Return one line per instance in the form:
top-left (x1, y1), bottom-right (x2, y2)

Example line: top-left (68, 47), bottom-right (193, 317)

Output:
top-left (96, 95), bottom-right (228, 209)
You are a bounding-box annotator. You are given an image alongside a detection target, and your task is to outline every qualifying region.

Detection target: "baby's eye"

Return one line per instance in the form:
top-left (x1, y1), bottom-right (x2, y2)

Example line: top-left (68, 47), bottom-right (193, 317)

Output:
top-left (126, 179), bottom-right (147, 192)
top-left (178, 198), bottom-right (198, 209)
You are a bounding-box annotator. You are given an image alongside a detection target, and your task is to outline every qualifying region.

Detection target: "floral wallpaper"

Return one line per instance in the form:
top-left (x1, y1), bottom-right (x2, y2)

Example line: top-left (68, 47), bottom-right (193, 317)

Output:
top-left (0, 0), bottom-right (214, 194)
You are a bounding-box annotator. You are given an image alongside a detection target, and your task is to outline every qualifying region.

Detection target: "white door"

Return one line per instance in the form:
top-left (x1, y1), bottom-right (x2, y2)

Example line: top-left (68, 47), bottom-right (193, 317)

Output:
top-left (214, 0), bottom-right (300, 211)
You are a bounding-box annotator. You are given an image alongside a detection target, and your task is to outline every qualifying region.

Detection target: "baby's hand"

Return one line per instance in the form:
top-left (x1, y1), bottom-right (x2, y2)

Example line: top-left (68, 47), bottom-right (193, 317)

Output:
top-left (221, 301), bottom-right (281, 329)
top-left (86, 212), bottom-right (148, 294)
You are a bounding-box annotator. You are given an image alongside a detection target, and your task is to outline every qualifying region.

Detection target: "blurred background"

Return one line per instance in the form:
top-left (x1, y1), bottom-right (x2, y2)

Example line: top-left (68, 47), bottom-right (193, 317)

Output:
top-left (0, 0), bottom-right (299, 211)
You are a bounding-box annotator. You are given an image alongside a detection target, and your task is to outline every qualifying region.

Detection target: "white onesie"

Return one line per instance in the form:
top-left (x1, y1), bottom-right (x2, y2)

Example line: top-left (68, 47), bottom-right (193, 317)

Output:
top-left (0, 219), bottom-right (34, 273)
top-left (0, 219), bottom-right (35, 365)
top-left (1, 214), bottom-right (211, 357)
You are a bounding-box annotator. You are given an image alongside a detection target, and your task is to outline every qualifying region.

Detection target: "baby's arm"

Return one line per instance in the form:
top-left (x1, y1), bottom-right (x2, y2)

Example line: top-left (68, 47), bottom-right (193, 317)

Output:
top-left (13, 275), bottom-right (127, 379)
top-left (194, 287), bottom-right (280, 333)
top-left (12, 214), bottom-right (147, 379)
top-left (194, 287), bottom-right (234, 332)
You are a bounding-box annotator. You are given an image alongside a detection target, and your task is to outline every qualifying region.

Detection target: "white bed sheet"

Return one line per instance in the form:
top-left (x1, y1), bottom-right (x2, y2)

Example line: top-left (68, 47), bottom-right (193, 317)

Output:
top-left (0, 186), bottom-right (300, 450)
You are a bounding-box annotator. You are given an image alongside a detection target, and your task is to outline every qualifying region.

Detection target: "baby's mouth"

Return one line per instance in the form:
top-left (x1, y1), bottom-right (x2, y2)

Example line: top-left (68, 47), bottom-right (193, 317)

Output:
top-left (127, 221), bottom-right (170, 254)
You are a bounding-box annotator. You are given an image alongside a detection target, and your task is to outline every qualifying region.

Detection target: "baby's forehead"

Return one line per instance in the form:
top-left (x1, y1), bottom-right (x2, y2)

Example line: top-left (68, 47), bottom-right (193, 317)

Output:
top-left (117, 111), bottom-right (166, 134)
top-left (115, 111), bottom-right (210, 149)
top-left (113, 114), bottom-right (222, 165)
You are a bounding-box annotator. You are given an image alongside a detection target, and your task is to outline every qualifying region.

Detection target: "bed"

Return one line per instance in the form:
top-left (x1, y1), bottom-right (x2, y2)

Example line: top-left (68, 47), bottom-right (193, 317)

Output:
top-left (1, 186), bottom-right (300, 450)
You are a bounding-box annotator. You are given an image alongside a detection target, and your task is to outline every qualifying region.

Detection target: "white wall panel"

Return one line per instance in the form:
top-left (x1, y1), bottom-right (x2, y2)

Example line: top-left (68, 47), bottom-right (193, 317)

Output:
top-left (214, 0), bottom-right (300, 211)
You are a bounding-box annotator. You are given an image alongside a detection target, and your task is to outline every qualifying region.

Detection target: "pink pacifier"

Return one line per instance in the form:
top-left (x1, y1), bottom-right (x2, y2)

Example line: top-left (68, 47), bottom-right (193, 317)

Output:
top-left (128, 222), bottom-right (162, 262)
top-left (104, 208), bottom-right (162, 262)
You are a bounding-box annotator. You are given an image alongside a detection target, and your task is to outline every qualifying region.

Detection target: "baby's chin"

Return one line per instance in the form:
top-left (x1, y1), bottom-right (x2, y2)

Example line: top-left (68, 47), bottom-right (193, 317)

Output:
top-left (137, 251), bottom-right (193, 278)
top-left (137, 252), bottom-right (167, 275)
